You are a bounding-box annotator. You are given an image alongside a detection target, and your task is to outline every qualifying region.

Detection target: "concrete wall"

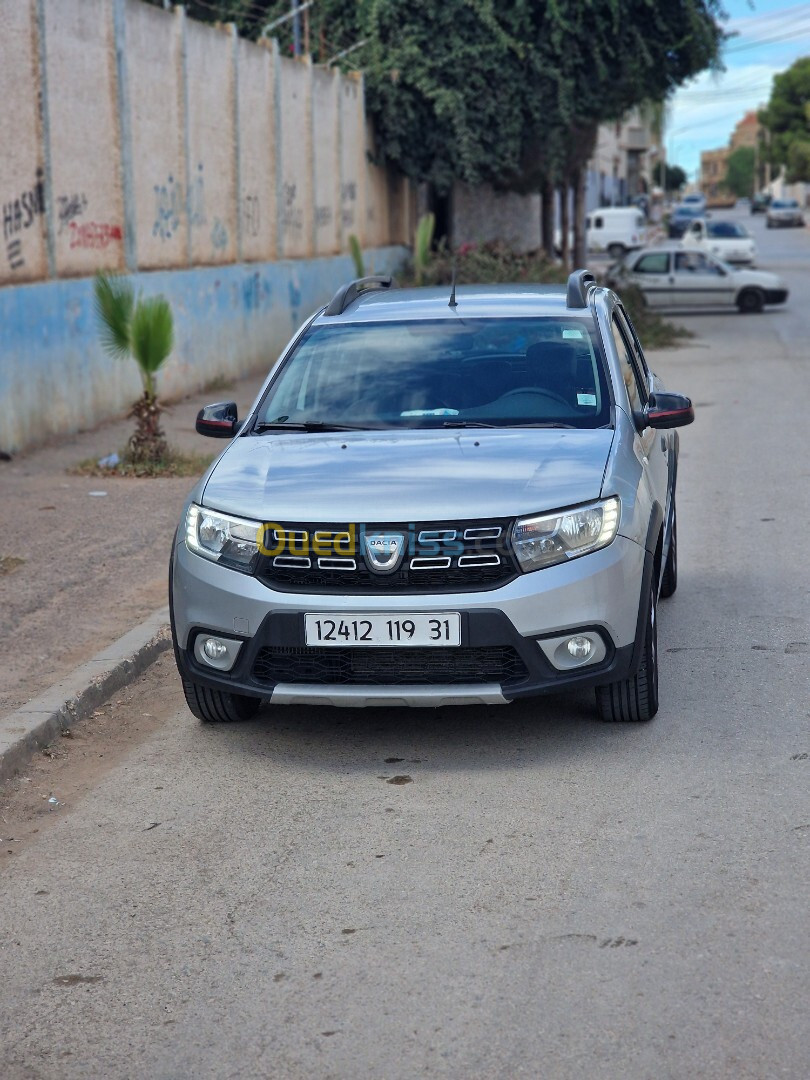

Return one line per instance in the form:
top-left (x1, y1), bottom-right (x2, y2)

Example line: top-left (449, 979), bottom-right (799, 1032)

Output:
top-left (0, 0), bottom-right (416, 452)
top-left (312, 67), bottom-right (341, 256)
top-left (0, 0), bottom-right (412, 288)
top-left (0, 0), bottom-right (48, 283)
top-left (126, 0), bottom-right (186, 270)
top-left (452, 184), bottom-right (542, 253)
top-left (237, 36), bottom-right (276, 262)
top-left (0, 245), bottom-right (407, 453)
top-left (185, 18), bottom-right (238, 265)
top-left (45, 0), bottom-right (126, 277)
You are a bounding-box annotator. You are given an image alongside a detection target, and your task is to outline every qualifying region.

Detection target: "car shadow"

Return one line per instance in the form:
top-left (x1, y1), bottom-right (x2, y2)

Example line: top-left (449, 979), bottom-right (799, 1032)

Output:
top-left (195, 683), bottom-right (661, 776)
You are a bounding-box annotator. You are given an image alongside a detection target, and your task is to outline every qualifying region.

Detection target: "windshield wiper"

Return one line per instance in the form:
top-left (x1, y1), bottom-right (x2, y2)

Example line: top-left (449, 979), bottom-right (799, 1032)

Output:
top-left (441, 420), bottom-right (497, 428)
top-left (518, 422), bottom-right (579, 429)
top-left (253, 420), bottom-right (377, 433)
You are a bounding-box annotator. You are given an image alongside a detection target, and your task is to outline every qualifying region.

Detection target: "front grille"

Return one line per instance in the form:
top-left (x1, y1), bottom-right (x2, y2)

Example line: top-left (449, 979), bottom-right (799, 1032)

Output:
top-left (252, 645), bottom-right (529, 686)
top-left (255, 518), bottom-right (518, 593)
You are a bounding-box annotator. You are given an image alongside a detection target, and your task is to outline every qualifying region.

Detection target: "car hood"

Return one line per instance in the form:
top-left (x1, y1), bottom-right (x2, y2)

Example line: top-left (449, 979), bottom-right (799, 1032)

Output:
top-left (202, 428), bottom-right (615, 523)
top-left (731, 267), bottom-right (786, 287)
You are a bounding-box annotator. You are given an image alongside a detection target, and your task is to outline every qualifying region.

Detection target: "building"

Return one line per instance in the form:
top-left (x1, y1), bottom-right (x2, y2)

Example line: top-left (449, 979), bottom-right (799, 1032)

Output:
top-left (700, 147), bottom-right (730, 200)
top-left (731, 111), bottom-right (761, 152)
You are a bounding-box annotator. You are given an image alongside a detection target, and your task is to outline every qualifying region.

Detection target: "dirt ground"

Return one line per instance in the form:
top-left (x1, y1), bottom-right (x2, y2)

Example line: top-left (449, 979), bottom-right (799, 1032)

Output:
top-left (0, 653), bottom-right (184, 862)
top-left (0, 369), bottom-right (266, 715)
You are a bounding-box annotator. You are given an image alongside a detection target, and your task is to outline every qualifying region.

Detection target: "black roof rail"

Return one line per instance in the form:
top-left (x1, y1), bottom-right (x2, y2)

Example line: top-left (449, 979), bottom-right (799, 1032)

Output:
top-left (324, 275), bottom-right (396, 317)
top-left (566, 269), bottom-right (597, 309)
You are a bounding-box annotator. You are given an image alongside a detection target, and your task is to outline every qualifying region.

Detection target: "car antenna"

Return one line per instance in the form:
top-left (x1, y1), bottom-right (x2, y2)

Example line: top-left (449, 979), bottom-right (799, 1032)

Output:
top-left (448, 258), bottom-right (458, 309)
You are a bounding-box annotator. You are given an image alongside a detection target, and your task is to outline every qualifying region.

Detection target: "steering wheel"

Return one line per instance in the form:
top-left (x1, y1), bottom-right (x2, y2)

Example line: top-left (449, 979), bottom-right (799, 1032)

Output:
top-left (496, 387), bottom-right (571, 409)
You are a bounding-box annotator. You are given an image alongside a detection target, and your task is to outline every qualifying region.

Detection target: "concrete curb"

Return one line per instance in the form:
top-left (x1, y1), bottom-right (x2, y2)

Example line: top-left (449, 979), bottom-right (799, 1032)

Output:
top-left (0, 607), bottom-right (172, 782)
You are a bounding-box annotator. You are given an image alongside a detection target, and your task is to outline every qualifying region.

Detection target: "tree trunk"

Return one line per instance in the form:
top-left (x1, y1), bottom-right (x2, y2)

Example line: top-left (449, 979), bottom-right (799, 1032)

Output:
top-left (572, 166), bottom-right (587, 268)
top-left (541, 175), bottom-right (555, 260)
top-left (560, 178), bottom-right (570, 270)
top-left (128, 392), bottom-right (167, 465)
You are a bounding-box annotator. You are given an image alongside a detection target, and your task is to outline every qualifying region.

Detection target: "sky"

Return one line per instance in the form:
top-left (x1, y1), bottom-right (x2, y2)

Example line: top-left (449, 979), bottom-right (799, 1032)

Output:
top-left (668, 0), bottom-right (810, 180)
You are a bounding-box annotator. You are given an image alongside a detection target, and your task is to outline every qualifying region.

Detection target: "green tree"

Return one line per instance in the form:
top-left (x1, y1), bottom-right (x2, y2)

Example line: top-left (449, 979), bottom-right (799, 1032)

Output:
top-left (168, 1), bottom-right (724, 266)
top-left (724, 146), bottom-right (755, 198)
top-left (654, 161), bottom-right (688, 192)
top-left (759, 57), bottom-right (810, 182)
top-left (94, 274), bottom-right (174, 464)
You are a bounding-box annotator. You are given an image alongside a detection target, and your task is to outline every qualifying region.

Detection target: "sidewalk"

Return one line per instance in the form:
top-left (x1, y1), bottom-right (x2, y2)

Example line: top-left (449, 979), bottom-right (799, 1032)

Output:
top-left (0, 367), bottom-right (268, 718)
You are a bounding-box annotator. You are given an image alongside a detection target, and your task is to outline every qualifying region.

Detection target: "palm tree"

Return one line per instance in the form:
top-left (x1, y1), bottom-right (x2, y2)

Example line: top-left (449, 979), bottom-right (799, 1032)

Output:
top-left (94, 273), bottom-right (174, 464)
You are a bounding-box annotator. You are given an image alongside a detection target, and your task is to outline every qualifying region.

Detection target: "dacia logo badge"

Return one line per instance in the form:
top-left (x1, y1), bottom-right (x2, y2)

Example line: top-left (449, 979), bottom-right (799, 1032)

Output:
top-left (363, 532), bottom-right (405, 573)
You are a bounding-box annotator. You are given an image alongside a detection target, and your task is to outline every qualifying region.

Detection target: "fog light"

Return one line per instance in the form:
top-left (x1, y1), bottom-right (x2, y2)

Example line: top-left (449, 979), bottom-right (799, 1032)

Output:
top-left (193, 633), bottom-right (243, 672)
top-left (566, 635), bottom-right (593, 660)
top-left (537, 630), bottom-right (607, 671)
top-left (203, 638), bottom-right (228, 660)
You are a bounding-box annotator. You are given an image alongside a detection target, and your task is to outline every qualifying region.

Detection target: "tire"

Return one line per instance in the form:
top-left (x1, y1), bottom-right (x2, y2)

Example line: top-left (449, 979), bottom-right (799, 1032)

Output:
top-left (181, 676), bottom-right (261, 723)
top-left (607, 243), bottom-right (625, 261)
top-left (660, 504), bottom-right (677, 599)
top-left (737, 288), bottom-right (764, 314)
top-left (595, 585), bottom-right (659, 722)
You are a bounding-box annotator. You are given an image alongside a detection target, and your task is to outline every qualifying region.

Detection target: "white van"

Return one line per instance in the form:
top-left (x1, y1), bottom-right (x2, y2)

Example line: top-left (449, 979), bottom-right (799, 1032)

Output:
top-left (586, 207), bottom-right (648, 259)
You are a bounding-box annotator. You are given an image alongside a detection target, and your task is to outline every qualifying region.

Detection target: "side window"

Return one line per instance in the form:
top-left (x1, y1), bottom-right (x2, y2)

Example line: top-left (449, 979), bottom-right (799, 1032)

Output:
top-left (675, 251), bottom-right (721, 275)
top-left (634, 252), bottom-right (669, 274)
top-left (593, 216), bottom-right (603, 229)
top-left (616, 307), bottom-right (651, 386)
top-left (610, 315), bottom-right (646, 411)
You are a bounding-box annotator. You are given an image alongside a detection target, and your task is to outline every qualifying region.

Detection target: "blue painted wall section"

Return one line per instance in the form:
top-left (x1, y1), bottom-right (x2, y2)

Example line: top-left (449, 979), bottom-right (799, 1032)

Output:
top-left (0, 246), bottom-right (407, 453)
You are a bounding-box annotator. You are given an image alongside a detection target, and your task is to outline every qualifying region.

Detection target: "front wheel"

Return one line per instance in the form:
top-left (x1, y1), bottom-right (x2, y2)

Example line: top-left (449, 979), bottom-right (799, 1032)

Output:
top-left (595, 585), bottom-right (659, 722)
top-left (181, 677), bottom-right (262, 723)
top-left (737, 288), bottom-right (764, 314)
top-left (607, 243), bottom-right (626, 261)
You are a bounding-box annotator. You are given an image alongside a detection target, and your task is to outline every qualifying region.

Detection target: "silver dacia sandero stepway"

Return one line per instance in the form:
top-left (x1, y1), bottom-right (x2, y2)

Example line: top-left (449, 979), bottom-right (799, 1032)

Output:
top-left (170, 271), bottom-right (694, 725)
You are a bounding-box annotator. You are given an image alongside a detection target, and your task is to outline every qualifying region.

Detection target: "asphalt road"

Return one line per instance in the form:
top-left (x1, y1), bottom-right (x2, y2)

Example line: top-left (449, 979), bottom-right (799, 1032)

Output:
top-left (2, 212), bottom-right (809, 1080)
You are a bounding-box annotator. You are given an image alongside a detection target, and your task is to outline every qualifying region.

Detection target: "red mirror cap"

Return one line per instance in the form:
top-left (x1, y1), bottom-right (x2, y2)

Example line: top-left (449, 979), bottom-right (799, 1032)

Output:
top-left (647, 403), bottom-right (694, 429)
top-left (196, 416), bottom-right (237, 438)
top-left (196, 402), bottom-right (239, 438)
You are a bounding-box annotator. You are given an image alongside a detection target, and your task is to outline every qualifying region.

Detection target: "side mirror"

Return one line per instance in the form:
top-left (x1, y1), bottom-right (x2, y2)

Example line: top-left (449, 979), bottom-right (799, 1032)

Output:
top-left (636, 392), bottom-right (694, 431)
top-left (196, 401), bottom-right (240, 438)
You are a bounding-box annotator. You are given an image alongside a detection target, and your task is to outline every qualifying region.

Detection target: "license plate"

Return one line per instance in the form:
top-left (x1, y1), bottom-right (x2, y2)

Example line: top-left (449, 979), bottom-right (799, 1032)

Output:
top-left (305, 613), bottom-right (460, 647)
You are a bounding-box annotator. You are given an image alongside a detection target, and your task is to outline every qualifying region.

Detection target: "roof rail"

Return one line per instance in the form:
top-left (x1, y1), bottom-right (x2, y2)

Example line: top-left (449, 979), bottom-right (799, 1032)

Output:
top-left (324, 275), bottom-right (396, 317)
top-left (566, 269), bottom-right (597, 309)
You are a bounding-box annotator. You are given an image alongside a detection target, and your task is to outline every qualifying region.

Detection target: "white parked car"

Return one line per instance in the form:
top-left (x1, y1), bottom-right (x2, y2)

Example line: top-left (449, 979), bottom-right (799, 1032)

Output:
top-left (682, 218), bottom-right (757, 265)
top-left (766, 198), bottom-right (805, 228)
top-left (606, 245), bottom-right (788, 314)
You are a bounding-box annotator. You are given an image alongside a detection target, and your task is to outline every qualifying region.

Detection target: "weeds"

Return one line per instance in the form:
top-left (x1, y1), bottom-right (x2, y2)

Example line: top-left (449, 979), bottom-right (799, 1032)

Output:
top-left (70, 448), bottom-right (215, 479)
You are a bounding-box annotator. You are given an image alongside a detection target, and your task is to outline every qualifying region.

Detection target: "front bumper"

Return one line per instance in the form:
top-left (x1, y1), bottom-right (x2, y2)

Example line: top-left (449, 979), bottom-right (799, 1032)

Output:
top-left (765, 289), bottom-right (789, 305)
top-left (171, 534), bottom-right (648, 706)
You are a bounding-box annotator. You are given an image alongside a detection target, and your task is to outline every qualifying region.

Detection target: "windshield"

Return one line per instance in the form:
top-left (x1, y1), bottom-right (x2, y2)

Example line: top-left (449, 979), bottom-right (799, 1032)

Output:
top-left (707, 221), bottom-right (749, 238)
top-left (255, 317), bottom-right (613, 431)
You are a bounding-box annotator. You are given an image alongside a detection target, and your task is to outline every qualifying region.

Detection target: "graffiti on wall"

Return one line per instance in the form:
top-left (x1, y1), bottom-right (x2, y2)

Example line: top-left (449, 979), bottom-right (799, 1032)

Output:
top-left (315, 205), bottom-right (333, 230)
top-left (210, 218), bottom-right (228, 251)
top-left (153, 174), bottom-right (183, 240)
top-left (281, 182), bottom-right (303, 237)
top-left (68, 221), bottom-right (123, 250)
top-left (341, 181), bottom-right (356, 228)
top-left (152, 163), bottom-right (207, 241)
top-left (2, 168), bottom-right (46, 271)
top-left (242, 194), bottom-right (260, 238)
top-left (57, 192), bottom-right (88, 233)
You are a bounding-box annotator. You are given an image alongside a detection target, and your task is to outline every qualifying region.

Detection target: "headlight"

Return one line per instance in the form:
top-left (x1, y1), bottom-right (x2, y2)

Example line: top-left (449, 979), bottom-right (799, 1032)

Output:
top-left (185, 504), bottom-right (261, 573)
top-left (512, 497), bottom-right (620, 572)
